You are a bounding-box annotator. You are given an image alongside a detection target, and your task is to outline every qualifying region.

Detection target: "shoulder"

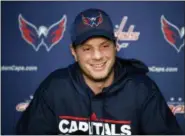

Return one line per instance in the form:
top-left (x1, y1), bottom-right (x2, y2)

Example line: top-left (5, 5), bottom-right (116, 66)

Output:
top-left (47, 67), bottom-right (69, 80)
top-left (34, 67), bottom-right (71, 96)
top-left (130, 73), bottom-right (160, 94)
top-left (43, 67), bottom-right (69, 87)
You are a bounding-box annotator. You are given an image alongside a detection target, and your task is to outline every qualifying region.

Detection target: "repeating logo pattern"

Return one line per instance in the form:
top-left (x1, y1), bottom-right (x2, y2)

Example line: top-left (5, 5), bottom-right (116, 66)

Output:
top-left (161, 15), bottom-right (184, 53)
top-left (18, 14), bottom-right (67, 52)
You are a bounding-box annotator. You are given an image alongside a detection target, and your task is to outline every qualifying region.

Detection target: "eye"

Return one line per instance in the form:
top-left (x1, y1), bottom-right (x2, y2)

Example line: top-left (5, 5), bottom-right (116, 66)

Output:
top-left (83, 47), bottom-right (91, 51)
top-left (103, 44), bottom-right (110, 48)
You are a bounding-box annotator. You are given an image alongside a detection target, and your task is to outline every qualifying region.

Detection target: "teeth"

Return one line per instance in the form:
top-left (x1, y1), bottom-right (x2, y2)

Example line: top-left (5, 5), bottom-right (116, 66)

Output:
top-left (92, 63), bottom-right (105, 68)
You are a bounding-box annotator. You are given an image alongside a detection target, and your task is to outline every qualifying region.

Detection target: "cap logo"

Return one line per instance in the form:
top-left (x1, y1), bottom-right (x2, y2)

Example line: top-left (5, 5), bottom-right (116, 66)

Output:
top-left (82, 12), bottom-right (103, 27)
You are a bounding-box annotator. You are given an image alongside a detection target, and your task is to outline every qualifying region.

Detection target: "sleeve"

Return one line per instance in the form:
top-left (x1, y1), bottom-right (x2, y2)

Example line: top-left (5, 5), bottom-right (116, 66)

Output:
top-left (139, 80), bottom-right (183, 135)
top-left (16, 77), bottom-right (58, 134)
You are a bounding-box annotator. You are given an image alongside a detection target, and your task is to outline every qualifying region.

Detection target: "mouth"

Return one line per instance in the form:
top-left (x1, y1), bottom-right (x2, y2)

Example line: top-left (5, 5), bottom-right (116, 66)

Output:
top-left (90, 62), bottom-right (107, 71)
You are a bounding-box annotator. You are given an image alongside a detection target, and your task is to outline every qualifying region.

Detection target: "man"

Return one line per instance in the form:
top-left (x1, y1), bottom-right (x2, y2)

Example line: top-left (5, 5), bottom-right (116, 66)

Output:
top-left (16, 8), bottom-right (183, 135)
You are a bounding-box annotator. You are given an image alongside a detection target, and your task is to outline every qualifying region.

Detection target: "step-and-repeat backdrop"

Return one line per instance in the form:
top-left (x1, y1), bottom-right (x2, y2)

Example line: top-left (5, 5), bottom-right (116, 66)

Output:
top-left (1, 1), bottom-right (184, 134)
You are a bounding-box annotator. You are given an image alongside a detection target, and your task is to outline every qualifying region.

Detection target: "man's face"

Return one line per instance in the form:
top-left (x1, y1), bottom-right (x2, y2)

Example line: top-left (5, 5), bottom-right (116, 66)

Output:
top-left (71, 37), bottom-right (117, 82)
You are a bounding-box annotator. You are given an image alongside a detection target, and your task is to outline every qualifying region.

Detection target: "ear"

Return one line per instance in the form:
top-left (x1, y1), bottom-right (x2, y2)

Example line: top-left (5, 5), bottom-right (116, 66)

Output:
top-left (70, 44), bottom-right (78, 61)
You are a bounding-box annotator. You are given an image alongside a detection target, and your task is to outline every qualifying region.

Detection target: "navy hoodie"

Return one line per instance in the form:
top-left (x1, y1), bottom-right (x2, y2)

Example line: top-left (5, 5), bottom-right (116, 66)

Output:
top-left (16, 57), bottom-right (183, 135)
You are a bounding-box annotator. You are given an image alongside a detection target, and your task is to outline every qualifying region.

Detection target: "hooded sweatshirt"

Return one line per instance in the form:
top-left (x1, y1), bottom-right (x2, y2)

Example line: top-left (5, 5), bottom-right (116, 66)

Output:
top-left (16, 57), bottom-right (183, 135)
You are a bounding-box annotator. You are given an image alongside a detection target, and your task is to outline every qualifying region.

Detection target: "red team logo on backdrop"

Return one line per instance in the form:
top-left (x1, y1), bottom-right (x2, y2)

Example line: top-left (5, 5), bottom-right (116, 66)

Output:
top-left (16, 95), bottom-right (33, 112)
top-left (167, 97), bottom-right (184, 115)
top-left (18, 14), bottom-right (67, 52)
top-left (161, 15), bottom-right (184, 53)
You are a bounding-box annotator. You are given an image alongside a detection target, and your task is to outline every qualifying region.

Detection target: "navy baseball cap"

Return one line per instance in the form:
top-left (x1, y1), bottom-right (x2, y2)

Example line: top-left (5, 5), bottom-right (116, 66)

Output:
top-left (70, 8), bottom-right (116, 46)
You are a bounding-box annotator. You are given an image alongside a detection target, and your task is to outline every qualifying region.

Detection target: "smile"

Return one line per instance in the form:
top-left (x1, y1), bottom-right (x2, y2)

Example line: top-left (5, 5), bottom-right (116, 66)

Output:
top-left (90, 62), bottom-right (106, 70)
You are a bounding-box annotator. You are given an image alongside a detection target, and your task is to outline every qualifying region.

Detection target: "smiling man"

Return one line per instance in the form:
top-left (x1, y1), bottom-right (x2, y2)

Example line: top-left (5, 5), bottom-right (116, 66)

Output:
top-left (16, 8), bottom-right (183, 135)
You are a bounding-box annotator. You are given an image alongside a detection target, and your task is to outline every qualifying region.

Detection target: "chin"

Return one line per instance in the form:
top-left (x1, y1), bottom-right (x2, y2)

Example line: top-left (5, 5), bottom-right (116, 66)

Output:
top-left (89, 72), bottom-right (110, 82)
top-left (90, 76), bottom-right (109, 82)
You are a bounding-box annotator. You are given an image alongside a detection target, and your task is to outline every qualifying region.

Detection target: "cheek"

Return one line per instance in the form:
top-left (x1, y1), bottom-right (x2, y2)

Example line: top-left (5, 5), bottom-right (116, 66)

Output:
top-left (80, 50), bottom-right (93, 58)
top-left (76, 53), bottom-right (91, 66)
top-left (103, 49), bottom-right (116, 58)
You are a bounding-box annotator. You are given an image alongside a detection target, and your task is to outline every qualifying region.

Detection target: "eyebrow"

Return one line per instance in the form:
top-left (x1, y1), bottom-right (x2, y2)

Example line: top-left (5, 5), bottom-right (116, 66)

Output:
top-left (83, 40), bottom-right (110, 47)
top-left (100, 40), bottom-right (110, 45)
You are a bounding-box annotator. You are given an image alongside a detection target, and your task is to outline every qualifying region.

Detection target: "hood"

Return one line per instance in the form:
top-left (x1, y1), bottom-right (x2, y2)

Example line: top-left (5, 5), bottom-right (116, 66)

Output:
top-left (68, 56), bottom-right (149, 97)
top-left (113, 57), bottom-right (148, 83)
top-left (107, 57), bottom-right (149, 94)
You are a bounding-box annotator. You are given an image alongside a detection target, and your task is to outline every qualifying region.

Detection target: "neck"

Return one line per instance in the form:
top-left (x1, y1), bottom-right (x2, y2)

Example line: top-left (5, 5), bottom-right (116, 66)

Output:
top-left (83, 70), bottom-right (114, 95)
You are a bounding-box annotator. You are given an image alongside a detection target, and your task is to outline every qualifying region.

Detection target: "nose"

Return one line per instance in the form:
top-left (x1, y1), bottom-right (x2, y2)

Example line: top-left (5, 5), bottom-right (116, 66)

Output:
top-left (92, 49), bottom-right (103, 60)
